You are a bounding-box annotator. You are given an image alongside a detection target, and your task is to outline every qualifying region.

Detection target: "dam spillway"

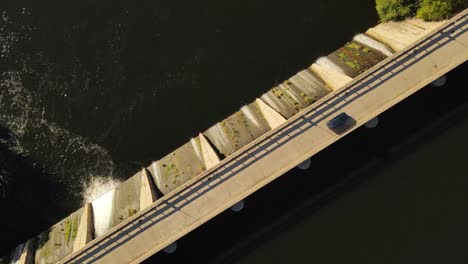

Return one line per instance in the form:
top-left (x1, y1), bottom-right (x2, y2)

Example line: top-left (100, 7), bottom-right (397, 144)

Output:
top-left (2, 10), bottom-right (467, 264)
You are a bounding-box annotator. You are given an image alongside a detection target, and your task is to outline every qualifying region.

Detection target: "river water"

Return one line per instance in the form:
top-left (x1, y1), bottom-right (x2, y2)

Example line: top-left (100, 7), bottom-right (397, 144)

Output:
top-left (1, 0), bottom-right (467, 261)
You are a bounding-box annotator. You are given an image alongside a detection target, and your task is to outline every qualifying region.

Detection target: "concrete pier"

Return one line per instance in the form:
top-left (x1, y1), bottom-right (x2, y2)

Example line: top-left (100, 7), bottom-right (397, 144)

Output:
top-left (199, 133), bottom-right (221, 169)
top-left (255, 98), bottom-right (286, 129)
top-left (72, 203), bottom-right (94, 253)
top-left (12, 240), bottom-right (34, 264)
top-left (310, 63), bottom-right (353, 91)
top-left (139, 169), bottom-right (159, 210)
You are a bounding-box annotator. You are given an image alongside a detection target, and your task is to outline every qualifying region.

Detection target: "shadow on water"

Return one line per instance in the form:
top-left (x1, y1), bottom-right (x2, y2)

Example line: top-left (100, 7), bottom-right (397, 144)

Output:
top-left (145, 63), bottom-right (467, 263)
top-left (0, 125), bottom-right (77, 256)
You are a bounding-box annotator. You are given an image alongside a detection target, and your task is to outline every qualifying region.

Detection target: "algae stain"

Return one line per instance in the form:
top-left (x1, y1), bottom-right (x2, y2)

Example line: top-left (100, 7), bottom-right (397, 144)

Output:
top-left (64, 219), bottom-right (72, 245)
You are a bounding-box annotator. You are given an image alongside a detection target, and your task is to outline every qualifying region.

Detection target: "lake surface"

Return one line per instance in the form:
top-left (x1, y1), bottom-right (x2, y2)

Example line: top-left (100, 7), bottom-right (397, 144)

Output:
top-left (1, 0), bottom-right (467, 262)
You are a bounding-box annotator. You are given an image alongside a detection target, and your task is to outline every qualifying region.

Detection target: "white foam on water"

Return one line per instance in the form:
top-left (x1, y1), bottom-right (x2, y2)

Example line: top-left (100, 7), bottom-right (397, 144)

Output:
top-left (91, 187), bottom-right (116, 237)
top-left (1, 11), bottom-right (117, 202)
top-left (353, 34), bottom-right (394, 57)
top-left (316, 57), bottom-right (346, 75)
top-left (82, 176), bottom-right (120, 237)
top-left (0, 71), bottom-right (117, 202)
top-left (81, 176), bottom-right (120, 203)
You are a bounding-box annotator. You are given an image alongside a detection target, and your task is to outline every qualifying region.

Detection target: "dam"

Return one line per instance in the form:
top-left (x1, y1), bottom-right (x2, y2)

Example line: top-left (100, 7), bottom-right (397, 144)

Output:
top-left (2, 8), bottom-right (468, 264)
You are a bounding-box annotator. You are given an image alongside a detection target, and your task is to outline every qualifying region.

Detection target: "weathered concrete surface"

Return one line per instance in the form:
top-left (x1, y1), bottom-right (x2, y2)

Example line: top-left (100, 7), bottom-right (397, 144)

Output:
top-left (328, 40), bottom-right (388, 77)
top-left (8, 240), bottom-right (35, 264)
top-left (89, 170), bottom-right (154, 239)
top-left (148, 139), bottom-right (205, 195)
top-left (367, 18), bottom-right (444, 51)
top-left (139, 169), bottom-right (159, 210)
top-left (203, 101), bottom-right (271, 156)
top-left (35, 208), bottom-right (83, 264)
top-left (19, 240), bottom-right (34, 264)
top-left (198, 133), bottom-right (221, 170)
top-left (260, 71), bottom-right (330, 119)
top-left (112, 174), bottom-right (141, 227)
top-left (255, 98), bottom-right (286, 129)
top-left (310, 63), bottom-right (353, 91)
top-left (72, 204), bottom-right (94, 253)
top-left (59, 10), bottom-right (467, 264)
top-left (406, 18), bottom-right (444, 32)
top-left (353, 34), bottom-right (395, 57)
top-left (288, 70), bottom-right (331, 103)
top-left (260, 83), bottom-right (307, 118)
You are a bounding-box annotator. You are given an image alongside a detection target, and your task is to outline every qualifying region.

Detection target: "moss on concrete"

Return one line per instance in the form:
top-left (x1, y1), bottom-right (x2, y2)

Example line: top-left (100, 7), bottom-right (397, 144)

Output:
top-left (204, 102), bottom-right (271, 157)
top-left (330, 40), bottom-right (388, 78)
top-left (260, 70), bottom-right (330, 119)
top-left (35, 208), bottom-right (83, 264)
top-left (64, 219), bottom-right (72, 245)
top-left (112, 174), bottom-right (141, 226)
top-left (151, 140), bottom-right (206, 194)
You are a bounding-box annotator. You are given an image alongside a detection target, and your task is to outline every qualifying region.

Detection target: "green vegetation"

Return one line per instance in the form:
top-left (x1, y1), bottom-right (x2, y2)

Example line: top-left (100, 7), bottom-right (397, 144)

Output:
top-left (63, 215), bottom-right (80, 245)
top-left (71, 217), bottom-right (79, 240)
top-left (64, 219), bottom-right (72, 245)
top-left (375, 0), bottom-right (464, 22)
top-left (375, 0), bottom-right (414, 22)
top-left (417, 0), bottom-right (464, 21)
top-left (128, 208), bottom-right (138, 217)
top-left (337, 48), bottom-right (366, 73)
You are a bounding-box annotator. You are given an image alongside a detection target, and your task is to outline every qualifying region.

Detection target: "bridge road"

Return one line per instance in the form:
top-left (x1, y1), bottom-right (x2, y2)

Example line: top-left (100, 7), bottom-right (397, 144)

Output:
top-left (61, 9), bottom-right (468, 264)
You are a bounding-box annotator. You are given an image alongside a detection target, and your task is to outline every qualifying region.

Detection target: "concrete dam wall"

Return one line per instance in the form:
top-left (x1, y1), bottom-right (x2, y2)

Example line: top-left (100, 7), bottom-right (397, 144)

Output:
top-left (1, 16), bottom-right (444, 264)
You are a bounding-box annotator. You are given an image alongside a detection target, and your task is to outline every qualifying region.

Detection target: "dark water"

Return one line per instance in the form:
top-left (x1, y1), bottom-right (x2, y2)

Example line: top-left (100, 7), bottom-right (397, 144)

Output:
top-left (0, 0), bottom-right (378, 254)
